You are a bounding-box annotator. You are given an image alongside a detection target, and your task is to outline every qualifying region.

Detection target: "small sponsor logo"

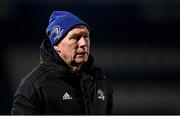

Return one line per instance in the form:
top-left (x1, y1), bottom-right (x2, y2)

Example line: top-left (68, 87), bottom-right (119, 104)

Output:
top-left (62, 92), bottom-right (72, 100)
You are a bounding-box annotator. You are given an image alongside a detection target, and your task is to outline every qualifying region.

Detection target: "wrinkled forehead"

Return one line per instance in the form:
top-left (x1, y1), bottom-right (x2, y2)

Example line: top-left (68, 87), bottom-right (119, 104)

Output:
top-left (74, 25), bottom-right (89, 31)
top-left (68, 25), bottom-right (90, 35)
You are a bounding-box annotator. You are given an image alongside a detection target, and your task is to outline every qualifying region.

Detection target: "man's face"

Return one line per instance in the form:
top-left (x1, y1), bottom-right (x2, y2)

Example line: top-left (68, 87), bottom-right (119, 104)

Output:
top-left (54, 25), bottom-right (90, 66)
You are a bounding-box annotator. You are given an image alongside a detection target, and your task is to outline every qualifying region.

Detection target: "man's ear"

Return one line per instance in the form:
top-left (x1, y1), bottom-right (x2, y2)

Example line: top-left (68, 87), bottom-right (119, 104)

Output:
top-left (54, 46), bottom-right (61, 53)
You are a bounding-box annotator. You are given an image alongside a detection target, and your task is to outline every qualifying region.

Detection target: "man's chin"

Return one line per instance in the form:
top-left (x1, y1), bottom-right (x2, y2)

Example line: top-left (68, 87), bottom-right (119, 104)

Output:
top-left (75, 58), bottom-right (88, 64)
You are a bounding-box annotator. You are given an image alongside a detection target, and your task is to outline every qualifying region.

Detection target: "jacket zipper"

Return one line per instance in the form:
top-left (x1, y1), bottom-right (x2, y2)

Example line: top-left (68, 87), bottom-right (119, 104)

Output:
top-left (80, 74), bottom-right (94, 115)
top-left (80, 79), bottom-right (89, 114)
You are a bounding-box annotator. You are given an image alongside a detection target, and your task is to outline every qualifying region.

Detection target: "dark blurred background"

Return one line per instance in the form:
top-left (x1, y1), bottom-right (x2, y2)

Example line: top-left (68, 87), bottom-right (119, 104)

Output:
top-left (0, 0), bottom-right (180, 114)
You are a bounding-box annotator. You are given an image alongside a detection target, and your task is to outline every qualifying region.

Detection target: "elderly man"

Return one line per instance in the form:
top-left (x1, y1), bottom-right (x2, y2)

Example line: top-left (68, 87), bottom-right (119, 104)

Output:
top-left (11, 11), bottom-right (113, 115)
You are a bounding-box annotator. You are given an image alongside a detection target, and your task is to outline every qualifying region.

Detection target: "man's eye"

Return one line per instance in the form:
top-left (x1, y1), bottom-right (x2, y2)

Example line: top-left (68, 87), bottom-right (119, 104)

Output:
top-left (70, 36), bottom-right (76, 39)
top-left (70, 36), bottom-right (79, 41)
top-left (70, 33), bottom-right (89, 40)
top-left (83, 35), bottom-right (88, 38)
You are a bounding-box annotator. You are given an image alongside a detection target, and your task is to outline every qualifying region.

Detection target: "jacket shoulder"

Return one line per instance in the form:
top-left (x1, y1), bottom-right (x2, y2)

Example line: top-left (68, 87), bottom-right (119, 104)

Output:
top-left (90, 66), bottom-right (106, 79)
top-left (14, 64), bottom-right (54, 96)
top-left (91, 66), bottom-right (113, 90)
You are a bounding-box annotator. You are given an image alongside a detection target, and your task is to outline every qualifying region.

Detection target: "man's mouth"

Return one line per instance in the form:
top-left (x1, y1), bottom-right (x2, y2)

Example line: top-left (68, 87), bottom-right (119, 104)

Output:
top-left (77, 52), bottom-right (88, 54)
top-left (76, 52), bottom-right (88, 56)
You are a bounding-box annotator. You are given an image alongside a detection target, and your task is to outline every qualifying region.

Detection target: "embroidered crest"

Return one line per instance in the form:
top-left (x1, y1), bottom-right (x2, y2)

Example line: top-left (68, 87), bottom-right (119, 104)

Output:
top-left (50, 25), bottom-right (64, 41)
top-left (97, 89), bottom-right (105, 100)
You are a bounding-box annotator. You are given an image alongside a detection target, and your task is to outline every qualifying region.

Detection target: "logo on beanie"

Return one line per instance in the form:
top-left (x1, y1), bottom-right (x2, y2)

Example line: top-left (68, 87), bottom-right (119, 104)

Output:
top-left (50, 25), bottom-right (64, 42)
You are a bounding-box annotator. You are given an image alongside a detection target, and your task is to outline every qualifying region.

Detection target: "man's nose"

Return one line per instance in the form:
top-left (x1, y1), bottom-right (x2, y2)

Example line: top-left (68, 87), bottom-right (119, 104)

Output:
top-left (78, 37), bottom-right (89, 48)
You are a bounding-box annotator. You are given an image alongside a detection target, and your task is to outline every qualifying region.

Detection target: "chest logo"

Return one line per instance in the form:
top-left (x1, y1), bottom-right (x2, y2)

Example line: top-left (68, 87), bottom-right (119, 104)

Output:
top-left (62, 92), bottom-right (72, 100)
top-left (97, 89), bottom-right (105, 100)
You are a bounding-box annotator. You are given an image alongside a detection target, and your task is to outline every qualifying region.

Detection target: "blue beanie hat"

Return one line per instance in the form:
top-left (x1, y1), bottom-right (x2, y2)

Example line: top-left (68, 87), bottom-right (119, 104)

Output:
top-left (46, 11), bottom-right (89, 45)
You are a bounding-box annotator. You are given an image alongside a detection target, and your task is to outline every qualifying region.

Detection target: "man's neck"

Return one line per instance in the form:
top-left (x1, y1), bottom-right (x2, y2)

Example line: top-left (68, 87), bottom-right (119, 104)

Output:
top-left (71, 66), bottom-right (81, 72)
top-left (70, 61), bottom-right (83, 72)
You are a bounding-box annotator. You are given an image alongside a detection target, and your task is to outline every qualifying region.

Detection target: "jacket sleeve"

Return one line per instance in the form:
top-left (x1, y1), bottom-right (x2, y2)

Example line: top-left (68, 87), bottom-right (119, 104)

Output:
top-left (11, 82), bottom-right (40, 114)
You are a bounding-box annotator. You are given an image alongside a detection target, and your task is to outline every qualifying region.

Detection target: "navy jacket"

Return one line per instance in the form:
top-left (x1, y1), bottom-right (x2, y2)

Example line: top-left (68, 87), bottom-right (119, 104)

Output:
top-left (11, 39), bottom-right (113, 114)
